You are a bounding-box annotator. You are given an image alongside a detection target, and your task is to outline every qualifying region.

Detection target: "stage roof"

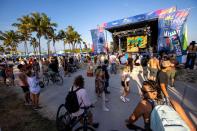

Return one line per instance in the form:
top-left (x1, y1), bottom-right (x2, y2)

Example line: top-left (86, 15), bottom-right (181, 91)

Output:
top-left (103, 6), bottom-right (176, 31)
top-left (105, 18), bottom-right (158, 33)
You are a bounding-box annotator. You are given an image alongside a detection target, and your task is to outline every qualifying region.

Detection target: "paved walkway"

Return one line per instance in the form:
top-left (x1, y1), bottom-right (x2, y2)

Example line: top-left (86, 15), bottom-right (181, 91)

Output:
top-left (13, 66), bottom-right (197, 130)
top-left (38, 68), bottom-right (144, 131)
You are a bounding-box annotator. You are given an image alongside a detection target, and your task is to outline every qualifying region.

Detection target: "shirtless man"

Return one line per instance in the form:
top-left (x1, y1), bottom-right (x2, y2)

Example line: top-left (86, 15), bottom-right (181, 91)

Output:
top-left (148, 55), bottom-right (160, 81)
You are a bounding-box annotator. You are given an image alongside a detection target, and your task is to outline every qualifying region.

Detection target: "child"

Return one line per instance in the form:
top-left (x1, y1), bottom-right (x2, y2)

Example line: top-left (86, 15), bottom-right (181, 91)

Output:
top-left (95, 68), bottom-right (109, 111)
top-left (27, 71), bottom-right (41, 110)
top-left (120, 67), bottom-right (131, 102)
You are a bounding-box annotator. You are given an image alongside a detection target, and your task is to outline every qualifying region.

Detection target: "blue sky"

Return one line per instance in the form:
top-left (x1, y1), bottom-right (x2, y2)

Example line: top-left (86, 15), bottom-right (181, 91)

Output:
top-left (0, 0), bottom-right (197, 52)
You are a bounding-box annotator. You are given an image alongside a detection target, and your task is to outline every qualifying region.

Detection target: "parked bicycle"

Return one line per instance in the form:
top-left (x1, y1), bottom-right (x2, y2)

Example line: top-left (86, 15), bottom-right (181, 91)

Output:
top-left (56, 104), bottom-right (95, 131)
top-left (43, 72), bottom-right (63, 86)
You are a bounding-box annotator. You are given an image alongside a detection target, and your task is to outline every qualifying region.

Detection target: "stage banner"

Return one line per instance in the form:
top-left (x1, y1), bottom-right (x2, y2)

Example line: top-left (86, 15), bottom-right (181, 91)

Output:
top-left (127, 35), bottom-right (147, 52)
top-left (182, 23), bottom-right (188, 51)
top-left (157, 9), bottom-right (189, 55)
top-left (90, 29), bottom-right (105, 53)
top-left (104, 6), bottom-right (176, 29)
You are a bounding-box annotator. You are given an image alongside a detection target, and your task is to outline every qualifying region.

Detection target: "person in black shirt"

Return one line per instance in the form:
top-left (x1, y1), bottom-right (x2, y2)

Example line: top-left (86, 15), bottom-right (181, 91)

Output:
top-left (127, 53), bottom-right (133, 74)
top-left (157, 60), bottom-right (171, 99)
top-left (102, 59), bottom-right (110, 94)
top-left (141, 55), bottom-right (150, 80)
top-left (69, 56), bottom-right (74, 65)
top-left (157, 60), bottom-right (196, 131)
top-left (48, 58), bottom-right (59, 73)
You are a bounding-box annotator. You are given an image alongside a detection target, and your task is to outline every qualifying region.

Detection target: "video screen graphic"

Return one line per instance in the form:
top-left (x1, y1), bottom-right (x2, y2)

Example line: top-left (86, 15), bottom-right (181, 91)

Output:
top-left (127, 35), bottom-right (147, 52)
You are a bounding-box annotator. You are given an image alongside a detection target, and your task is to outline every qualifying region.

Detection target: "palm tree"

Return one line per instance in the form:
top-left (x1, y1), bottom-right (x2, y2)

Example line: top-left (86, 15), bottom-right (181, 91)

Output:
top-left (72, 31), bottom-right (81, 49)
top-left (0, 30), bottom-right (20, 55)
top-left (64, 26), bottom-right (83, 51)
top-left (30, 37), bottom-right (39, 55)
top-left (46, 28), bottom-right (59, 54)
top-left (30, 12), bottom-right (57, 60)
top-left (12, 15), bottom-right (31, 56)
top-left (57, 29), bottom-right (67, 52)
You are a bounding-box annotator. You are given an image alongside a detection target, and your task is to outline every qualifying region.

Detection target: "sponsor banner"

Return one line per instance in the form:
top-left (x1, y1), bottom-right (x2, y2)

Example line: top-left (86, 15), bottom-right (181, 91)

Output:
top-left (127, 35), bottom-right (147, 52)
top-left (104, 6), bottom-right (176, 29)
top-left (157, 9), bottom-right (189, 55)
top-left (90, 29), bottom-right (105, 53)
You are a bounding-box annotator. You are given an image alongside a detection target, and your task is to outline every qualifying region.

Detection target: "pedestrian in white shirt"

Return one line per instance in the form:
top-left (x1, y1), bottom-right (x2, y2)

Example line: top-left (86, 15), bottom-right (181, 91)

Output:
top-left (27, 71), bottom-right (41, 110)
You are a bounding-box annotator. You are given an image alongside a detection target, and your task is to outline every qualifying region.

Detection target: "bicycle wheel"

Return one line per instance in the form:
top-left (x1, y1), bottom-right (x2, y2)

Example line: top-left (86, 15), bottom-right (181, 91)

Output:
top-left (43, 75), bottom-right (49, 86)
top-left (56, 104), bottom-right (72, 131)
top-left (75, 126), bottom-right (95, 131)
top-left (55, 74), bottom-right (63, 86)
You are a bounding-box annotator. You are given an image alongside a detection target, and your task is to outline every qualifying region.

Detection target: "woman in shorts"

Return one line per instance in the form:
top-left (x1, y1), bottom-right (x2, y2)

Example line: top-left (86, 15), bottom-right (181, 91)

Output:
top-left (120, 67), bottom-right (131, 102)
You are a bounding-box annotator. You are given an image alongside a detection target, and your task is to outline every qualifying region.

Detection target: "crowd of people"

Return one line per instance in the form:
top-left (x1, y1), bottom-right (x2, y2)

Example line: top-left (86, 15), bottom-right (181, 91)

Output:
top-left (71, 47), bottom-right (196, 130)
top-left (0, 41), bottom-right (196, 130)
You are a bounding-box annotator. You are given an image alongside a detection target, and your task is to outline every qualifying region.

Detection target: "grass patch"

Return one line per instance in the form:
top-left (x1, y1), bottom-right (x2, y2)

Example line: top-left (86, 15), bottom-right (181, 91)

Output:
top-left (0, 87), bottom-right (57, 131)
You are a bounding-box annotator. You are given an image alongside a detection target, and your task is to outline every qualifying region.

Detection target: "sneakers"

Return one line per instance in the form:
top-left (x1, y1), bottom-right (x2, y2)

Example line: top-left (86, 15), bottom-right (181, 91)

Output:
top-left (92, 122), bottom-right (99, 128)
top-left (102, 107), bottom-right (110, 111)
top-left (105, 98), bottom-right (109, 102)
top-left (33, 106), bottom-right (42, 111)
top-left (120, 96), bottom-right (126, 102)
top-left (24, 102), bottom-right (31, 106)
top-left (171, 84), bottom-right (175, 88)
top-left (125, 97), bottom-right (130, 102)
top-left (120, 96), bottom-right (130, 102)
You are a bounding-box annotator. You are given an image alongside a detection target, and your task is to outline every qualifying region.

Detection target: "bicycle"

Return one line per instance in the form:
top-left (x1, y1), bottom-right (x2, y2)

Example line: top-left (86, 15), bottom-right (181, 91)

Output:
top-left (43, 71), bottom-right (63, 86)
top-left (56, 104), bottom-right (95, 131)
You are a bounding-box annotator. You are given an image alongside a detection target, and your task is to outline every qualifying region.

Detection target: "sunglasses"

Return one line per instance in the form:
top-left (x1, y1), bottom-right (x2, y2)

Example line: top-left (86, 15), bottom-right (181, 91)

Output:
top-left (142, 90), bottom-right (155, 94)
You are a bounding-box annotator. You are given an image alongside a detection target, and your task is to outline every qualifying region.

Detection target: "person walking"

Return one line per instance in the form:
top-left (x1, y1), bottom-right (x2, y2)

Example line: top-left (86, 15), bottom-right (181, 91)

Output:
top-left (102, 59), bottom-right (110, 94)
top-left (185, 41), bottom-right (197, 69)
top-left (120, 67), bottom-right (131, 102)
top-left (109, 52), bottom-right (117, 74)
top-left (167, 54), bottom-right (178, 88)
top-left (17, 64), bottom-right (31, 105)
top-left (127, 53), bottom-right (133, 75)
top-left (148, 55), bottom-right (160, 81)
top-left (32, 59), bottom-right (40, 78)
top-left (95, 68), bottom-right (109, 111)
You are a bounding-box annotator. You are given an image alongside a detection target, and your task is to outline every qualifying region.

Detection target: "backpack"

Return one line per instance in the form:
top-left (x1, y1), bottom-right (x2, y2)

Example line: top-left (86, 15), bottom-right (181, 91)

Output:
top-left (141, 57), bottom-right (148, 67)
top-left (65, 86), bottom-right (81, 113)
top-left (150, 105), bottom-right (190, 131)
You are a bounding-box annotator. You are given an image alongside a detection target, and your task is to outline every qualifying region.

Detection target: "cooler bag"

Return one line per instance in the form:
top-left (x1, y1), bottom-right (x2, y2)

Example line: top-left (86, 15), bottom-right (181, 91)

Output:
top-left (151, 105), bottom-right (190, 131)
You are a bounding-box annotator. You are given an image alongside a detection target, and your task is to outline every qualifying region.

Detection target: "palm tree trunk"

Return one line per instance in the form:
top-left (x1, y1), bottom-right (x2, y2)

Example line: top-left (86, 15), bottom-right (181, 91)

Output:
top-left (22, 39), bottom-right (29, 56)
top-left (36, 47), bottom-right (38, 56)
top-left (25, 40), bottom-right (29, 56)
top-left (24, 43), bottom-right (26, 56)
top-left (33, 47), bottom-right (36, 55)
top-left (72, 43), bottom-right (74, 51)
top-left (53, 41), bottom-right (56, 54)
top-left (38, 36), bottom-right (41, 60)
top-left (69, 43), bottom-right (71, 51)
top-left (47, 40), bottom-right (51, 59)
top-left (63, 43), bottom-right (65, 54)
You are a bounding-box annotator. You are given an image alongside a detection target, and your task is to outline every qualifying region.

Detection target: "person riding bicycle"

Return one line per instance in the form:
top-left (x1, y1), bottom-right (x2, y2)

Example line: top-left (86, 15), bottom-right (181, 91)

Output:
top-left (71, 75), bottom-right (99, 128)
top-left (48, 58), bottom-right (59, 78)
